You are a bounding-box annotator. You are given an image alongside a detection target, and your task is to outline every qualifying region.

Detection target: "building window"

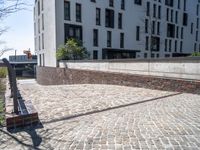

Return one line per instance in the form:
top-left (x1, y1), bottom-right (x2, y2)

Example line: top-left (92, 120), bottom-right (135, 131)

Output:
top-left (105, 9), bottom-right (114, 28)
top-left (199, 44), bottom-right (200, 52)
top-left (76, 3), bottom-right (82, 22)
top-left (135, 0), bottom-right (142, 5)
top-left (39, 35), bottom-right (41, 50)
top-left (166, 8), bottom-right (169, 21)
top-left (178, 0), bottom-right (180, 9)
top-left (181, 27), bottom-right (184, 39)
top-left (146, 2), bottom-right (150, 16)
top-left (120, 33), bottom-right (124, 48)
top-left (152, 21), bottom-right (155, 34)
top-left (167, 23), bottom-right (175, 38)
top-left (183, 13), bottom-right (188, 26)
top-left (41, 0), bottom-right (44, 11)
top-left (183, 0), bottom-right (186, 11)
top-left (151, 37), bottom-right (160, 51)
top-left (196, 31), bottom-right (198, 41)
top-left (64, 1), bottom-right (70, 20)
top-left (157, 22), bottom-right (160, 35)
top-left (65, 24), bottom-right (82, 42)
top-left (165, 0), bottom-right (173, 7)
top-left (180, 41), bottom-right (183, 52)
top-left (136, 26), bottom-right (140, 41)
top-left (145, 36), bottom-right (149, 50)
top-left (153, 4), bottom-right (156, 18)
top-left (39, 54), bottom-right (42, 66)
top-left (145, 19), bottom-right (148, 33)
top-left (165, 39), bottom-right (168, 51)
top-left (169, 39), bottom-right (172, 52)
top-left (42, 33), bottom-right (44, 49)
top-left (96, 8), bottom-right (101, 25)
top-left (38, 18), bottom-right (40, 33)
top-left (158, 6), bottom-right (161, 19)
top-left (176, 26), bottom-right (179, 38)
top-left (42, 14), bottom-right (44, 30)
top-left (191, 23), bottom-right (194, 34)
top-left (165, 54), bottom-right (170, 58)
top-left (118, 13), bottom-right (122, 29)
top-left (174, 40), bottom-right (177, 52)
top-left (171, 10), bottom-right (173, 22)
top-left (38, 0), bottom-right (40, 15)
top-left (107, 31), bottom-right (112, 47)
top-left (93, 29), bottom-right (98, 46)
top-left (109, 0), bottom-right (114, 7)
top-left (121, 0), bottom-right (125, 10)
top-left (194, 43), bottom-right (197, 52)
top-left (93, 50), bottom-right (98, 59)
top-left (175, 11), bottom-right (178, 24)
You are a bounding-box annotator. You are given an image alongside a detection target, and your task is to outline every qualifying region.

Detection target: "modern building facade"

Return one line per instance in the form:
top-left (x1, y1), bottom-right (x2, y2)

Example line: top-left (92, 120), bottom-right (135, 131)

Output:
top-left (34, 0), bottom-right (200, 67)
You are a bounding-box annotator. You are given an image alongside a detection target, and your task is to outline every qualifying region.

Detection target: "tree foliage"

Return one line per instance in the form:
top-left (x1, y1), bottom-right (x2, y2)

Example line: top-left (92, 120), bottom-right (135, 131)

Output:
top-left (0, 0), bottom-right (27, 35)
top-left (56, 38), bottom-right (89, 61)
top-left (0, 0), bottom-right (26, 19)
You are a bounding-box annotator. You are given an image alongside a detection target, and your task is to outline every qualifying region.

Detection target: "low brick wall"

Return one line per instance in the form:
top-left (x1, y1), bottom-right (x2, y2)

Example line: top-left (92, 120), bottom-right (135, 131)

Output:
top-left (37, 66), bottom-right (200, 94)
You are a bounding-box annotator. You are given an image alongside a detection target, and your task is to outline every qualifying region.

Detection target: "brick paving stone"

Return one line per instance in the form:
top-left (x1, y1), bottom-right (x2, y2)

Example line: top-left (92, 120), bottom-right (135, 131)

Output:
top-left (0, 80), bottom-right (200, 149)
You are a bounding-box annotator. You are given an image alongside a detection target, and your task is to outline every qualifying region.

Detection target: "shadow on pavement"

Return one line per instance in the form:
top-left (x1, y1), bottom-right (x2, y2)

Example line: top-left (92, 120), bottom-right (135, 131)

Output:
top-left (0, 123), bottom-right (43, 150)
top-left (43, 92), bottom-right (182, 125)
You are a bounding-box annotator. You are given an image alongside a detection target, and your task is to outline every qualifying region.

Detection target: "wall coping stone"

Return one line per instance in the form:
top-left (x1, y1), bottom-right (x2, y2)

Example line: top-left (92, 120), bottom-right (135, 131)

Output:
top-left (60, 57), bottom-right (200, 63)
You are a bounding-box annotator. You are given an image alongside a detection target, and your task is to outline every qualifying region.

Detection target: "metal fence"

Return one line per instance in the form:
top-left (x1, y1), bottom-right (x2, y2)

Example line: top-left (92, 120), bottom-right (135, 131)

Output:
top-left (1, 58), bottom-right (18, 114)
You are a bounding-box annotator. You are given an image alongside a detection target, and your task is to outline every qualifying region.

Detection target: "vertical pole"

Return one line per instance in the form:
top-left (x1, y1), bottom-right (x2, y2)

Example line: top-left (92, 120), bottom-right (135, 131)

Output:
top-left (12, 70), bottom-right (18, 114)
top-left (15, 50), bottom-right (17, 61)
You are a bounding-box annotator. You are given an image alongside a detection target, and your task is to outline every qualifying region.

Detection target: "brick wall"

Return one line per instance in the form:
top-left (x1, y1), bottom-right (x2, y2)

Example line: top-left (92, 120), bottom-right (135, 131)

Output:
top-left (37, 66), bottom-right (200, 94)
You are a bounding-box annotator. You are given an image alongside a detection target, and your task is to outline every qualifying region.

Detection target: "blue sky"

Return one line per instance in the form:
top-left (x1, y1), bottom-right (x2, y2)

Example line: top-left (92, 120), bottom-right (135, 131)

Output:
top-left (0, 5), bottom-right (34, 59)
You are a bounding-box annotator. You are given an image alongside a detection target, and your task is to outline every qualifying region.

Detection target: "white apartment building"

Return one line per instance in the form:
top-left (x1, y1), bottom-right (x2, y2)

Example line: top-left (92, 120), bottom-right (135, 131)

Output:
top-left (34, 0), bottom-right (200, 67)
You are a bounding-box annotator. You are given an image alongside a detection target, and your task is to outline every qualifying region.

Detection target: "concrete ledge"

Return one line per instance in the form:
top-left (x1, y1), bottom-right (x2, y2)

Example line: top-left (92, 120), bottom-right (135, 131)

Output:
top-left (36, 67), bottom-right (200, 95)
top-left (5, 84), bottom-right (39, 130)
top-left (61, 57), bottom-right (200, 63)
top-left (60, 57), bottom-right (200, 80)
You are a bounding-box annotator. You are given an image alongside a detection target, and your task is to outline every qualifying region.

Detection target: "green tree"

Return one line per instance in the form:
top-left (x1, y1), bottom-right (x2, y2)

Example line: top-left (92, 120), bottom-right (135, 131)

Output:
top-left (56, 38), bottom-right (89, 60)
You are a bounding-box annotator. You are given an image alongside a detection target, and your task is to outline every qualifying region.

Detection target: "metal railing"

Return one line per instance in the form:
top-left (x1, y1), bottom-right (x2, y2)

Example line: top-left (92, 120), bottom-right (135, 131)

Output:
top-left (1, 58), bottom-right (19, 114)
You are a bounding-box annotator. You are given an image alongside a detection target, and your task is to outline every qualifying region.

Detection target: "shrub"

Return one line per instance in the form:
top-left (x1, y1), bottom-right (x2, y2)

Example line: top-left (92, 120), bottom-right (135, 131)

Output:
top-left (0, 68), bottom-right (7, 78)
top-left (56, 38), bottom-right (89, 61)
top-left (191, 52), bottom-right (200, 56)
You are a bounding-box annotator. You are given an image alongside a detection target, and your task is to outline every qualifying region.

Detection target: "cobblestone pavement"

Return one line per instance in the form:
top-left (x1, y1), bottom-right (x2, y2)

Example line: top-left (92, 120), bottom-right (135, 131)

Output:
top-left (1, 80), bottom-right (200, 150)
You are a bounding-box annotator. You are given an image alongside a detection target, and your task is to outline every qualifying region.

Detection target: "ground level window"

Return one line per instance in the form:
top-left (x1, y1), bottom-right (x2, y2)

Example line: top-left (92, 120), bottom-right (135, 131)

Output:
top-left (93, 50), bottom-right (98, 59)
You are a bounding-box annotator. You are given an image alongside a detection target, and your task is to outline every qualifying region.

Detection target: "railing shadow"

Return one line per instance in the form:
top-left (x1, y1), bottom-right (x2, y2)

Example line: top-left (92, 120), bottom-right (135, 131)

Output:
top-left (0, 92), bottom-right (182, 149)
top-left (0, 123), bottom-right (43, 149)
top-left (43, 92), bottom-right (182, 125)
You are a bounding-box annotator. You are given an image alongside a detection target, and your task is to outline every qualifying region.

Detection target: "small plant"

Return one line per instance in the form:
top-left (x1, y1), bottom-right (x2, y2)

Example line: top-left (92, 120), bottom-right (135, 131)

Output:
top-left (0, 96), bottom-right (5, 126)
top-left (0, 79), bottom-right (5, 126)
top-left (56, 38), bottom-right (89, 61)
top-left (191, 52), bottom-right (200, 56)
top-left (0, 68), bottom-right (7, 78)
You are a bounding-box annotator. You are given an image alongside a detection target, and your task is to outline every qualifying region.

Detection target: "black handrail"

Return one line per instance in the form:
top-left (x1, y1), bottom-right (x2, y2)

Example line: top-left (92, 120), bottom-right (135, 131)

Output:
top-left (2, 58), bottom-right (19, 114)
